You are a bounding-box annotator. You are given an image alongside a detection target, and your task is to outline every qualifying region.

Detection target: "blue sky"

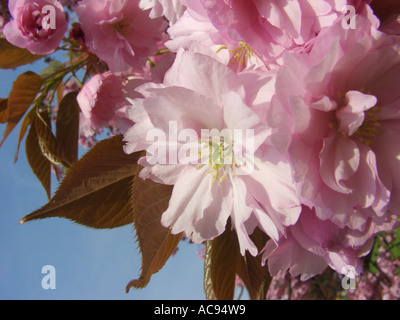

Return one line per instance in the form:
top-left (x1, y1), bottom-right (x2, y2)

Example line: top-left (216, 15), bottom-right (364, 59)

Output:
top-left (0, 59), bottom-right (210, 300)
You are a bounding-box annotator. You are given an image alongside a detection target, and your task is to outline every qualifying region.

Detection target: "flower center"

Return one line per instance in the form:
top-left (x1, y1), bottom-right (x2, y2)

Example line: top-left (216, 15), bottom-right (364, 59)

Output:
top-left (113, 19), bottom-right (130, 36)
top-left (228, 41), bottom-right (257, 67)
top-left (353, 106), bottom-right (381, 146)
top-left (198, 134), bottom-right (236, 183)
top-left (22, 5), bottom-right (54, 38)
top-left (333, 91), bottom-right (380, 146)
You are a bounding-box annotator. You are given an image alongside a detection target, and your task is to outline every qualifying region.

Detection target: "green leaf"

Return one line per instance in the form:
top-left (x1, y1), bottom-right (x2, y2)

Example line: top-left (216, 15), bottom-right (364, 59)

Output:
top-left (0, 38), bottom-right (43, 69)
top-left (126, 170), bottom-right (182, 292)
top-left (389, 226), bottom-right (400, 259)
top-left (0, 71), bottom-right (43, 147)
top-left (20, 135), bottom-right (141, 229)
top-left (40, 60), bottom-right (63, 79)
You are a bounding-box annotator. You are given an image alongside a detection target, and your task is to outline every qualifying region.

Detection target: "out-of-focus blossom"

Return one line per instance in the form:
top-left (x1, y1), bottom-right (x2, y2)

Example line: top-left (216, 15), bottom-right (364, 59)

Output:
top-left (346, 231), bottom-right (400, 300)
top-left (68, 22), bottom-right (85, 46)
top-left (3, 0), bottom-right (68, 55)
top-left (263, 206), bottom-right (396, 280)
top-left (166, 0), bottom-right (377, 68)
top-left (76, 0), bottom-right (168, 74)
top-left (77, 71), bottom-right (140, 136)
top-left (266, 227), bottom-right (400, 300)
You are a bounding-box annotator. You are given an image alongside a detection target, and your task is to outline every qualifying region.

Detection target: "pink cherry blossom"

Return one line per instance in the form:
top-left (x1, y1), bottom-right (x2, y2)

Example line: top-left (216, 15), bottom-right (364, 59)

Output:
top-left (167, 0), bottom-right (376, 68)
top-left (77, 71), bottom-right (140, 136)
top-left (266, 15), bottom-right (400, 278)
top-left (263, 206), bottom-right (397, 280)
top-left (139, 0), bottom-right (186, 25)
top-left (123, 49), bottom-right (301, 256)
top-left (76, 0), bottom-right (168, 74)
top-left (3, 0), bottom-right (68, 55)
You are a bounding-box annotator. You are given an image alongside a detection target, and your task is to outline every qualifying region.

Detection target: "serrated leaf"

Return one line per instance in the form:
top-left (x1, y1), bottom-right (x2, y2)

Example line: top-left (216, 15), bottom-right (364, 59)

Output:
top-left (0, 98), bottom-right (7, 123)
top-left (14, 107), bottom-right (36, 163)
top-left (0, 38), bottom-right (43, 69)
top-left (209, 219), bottom-right (238, 300)
top-left (56, 92), bottom-right (80, 166)
top-left (236, 228), bottom-right (271, 300)
top-left (35, 113), bottom-right (70, 168)
top-left (126, 171), bottom-right (182, 292)
top-left (20, 135), bottom-right (141, 229)
top-left (0, 71), bottom-right (43, 147)
top-left (26, 119), bottom-right (51, 199)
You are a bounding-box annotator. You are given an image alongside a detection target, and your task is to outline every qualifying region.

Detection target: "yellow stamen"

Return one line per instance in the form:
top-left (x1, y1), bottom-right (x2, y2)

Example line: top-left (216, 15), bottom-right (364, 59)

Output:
top-left (197, 134), bottom-right (236, 183)
top-left (113, 20), bottom-right (130, 36)
top-left (353, 106), bottom-right (381, 146)
top-left (229, 41), bottom-right (256, 66)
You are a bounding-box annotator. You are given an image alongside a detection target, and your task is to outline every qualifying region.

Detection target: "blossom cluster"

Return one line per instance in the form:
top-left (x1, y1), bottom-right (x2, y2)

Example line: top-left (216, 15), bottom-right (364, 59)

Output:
top-left (3, 0), bottom-right (400, 297)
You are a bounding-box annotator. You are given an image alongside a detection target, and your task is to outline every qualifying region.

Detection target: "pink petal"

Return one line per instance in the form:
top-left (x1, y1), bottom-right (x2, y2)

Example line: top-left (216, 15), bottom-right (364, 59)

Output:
top-left (161, 165), bottom-right (213, 236)
top-left (336, 90), bottom-right (377, 136)
top-left (230, 176), bottom-right (257, 256)
top-left (319, 132), bottom-right (360, 194)
top-left (191, 178), bottom-right (233, 243)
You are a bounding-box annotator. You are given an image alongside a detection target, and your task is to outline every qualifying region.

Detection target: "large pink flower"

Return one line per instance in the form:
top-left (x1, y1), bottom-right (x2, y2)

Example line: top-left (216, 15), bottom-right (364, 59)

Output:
top-left (266, 15), bottom-right (400, 277)
top-left (124, 49), bottom-right (301, 255)
top-left (167, 0), bottom-right (376, 67)
top-left (3, 0), bottom-right (68, 55)
top-left (76, 0), bottom-right (168, 74)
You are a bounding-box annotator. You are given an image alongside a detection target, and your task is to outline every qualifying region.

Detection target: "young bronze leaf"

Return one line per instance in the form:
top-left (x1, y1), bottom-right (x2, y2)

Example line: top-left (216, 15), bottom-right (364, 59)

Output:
top-left (0, 38), bottom-right (43, 69)
top-left (20, 135), bottom-right (141, 229)
top-left (26, 120), bottom-right (51, 199)
top-left (210, 220), bottom-right (239, 300)
top-left (203, 241), bottom-right (217, 300)
top-left (35, 114), bottom-right (70, 168)
top-left (236, 228), bottom-right (272, 300)
top-left (0, 71), bottom-right (43, 147)
top-left (0, 98), bottom-right (8, 123)
top-left (14, 107), bottom-right (37, 162)
top-left (56, 91), bottom-right (80, 165)
top-left (126, 173), bottom-right (182, 292)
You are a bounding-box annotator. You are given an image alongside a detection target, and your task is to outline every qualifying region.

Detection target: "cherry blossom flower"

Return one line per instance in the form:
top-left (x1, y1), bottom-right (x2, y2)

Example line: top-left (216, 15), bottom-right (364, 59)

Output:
top-left (139, 0), bottom-right (186, 25)
top-left (265, 15), bottom-right (400, 278)
top-left (76, 0), bottom-right (168, 74)
top-left (3, 0), bottom-right (68, 55)
top-left (124, 49), bottom-right (301, 256)
top-left (77, 71), bottom-right (142, 136)
top-left (263, 206), bottom-right (396, 280)
top-left (166, 0), bottom-right (376, 67)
